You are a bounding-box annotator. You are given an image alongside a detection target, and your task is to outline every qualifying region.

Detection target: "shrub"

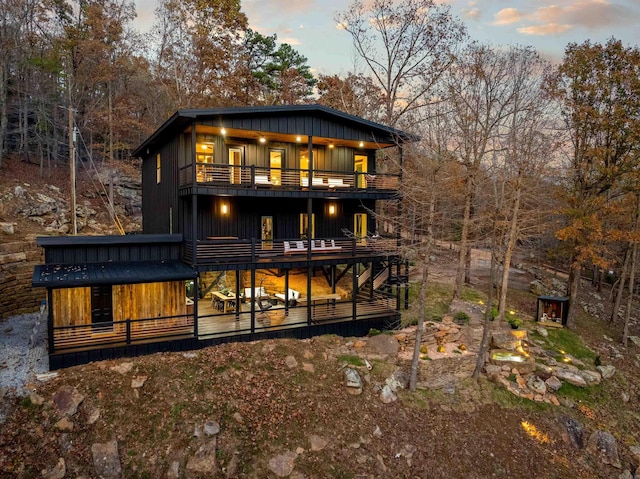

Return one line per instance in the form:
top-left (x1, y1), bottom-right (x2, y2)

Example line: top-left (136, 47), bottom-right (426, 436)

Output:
top-left (453, 311), bottom-right (470, 324)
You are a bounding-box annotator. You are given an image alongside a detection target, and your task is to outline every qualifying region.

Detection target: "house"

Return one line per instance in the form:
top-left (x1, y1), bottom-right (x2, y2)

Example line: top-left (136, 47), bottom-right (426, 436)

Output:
top-left (32, 105), bottom-right (414, 369)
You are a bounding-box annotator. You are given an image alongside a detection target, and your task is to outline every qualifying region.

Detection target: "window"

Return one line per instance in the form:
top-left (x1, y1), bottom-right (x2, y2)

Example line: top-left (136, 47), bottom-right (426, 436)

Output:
top-left (156, 153), bottom-right (161, 184)
top-left (196, 139), bottom-right (214, 183)
top-left (299, 148), bottom-right (316, 185)
top-left (354, 213), bottom-right (367, 245)
top-left (229, 147), bottom-right (242, 184)
top-left (355, 154), bottom-right (368, 188)
top-left (270, 150), bottom-right (283, 185)
top-left (261, 216), bottom-right (273, 250)
top-left (300, 213), bottom-right (315, 239)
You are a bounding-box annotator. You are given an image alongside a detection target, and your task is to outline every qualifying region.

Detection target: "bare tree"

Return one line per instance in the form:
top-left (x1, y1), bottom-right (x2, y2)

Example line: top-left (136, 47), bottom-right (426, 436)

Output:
top-left (336, 0), bottom-right (466, 127)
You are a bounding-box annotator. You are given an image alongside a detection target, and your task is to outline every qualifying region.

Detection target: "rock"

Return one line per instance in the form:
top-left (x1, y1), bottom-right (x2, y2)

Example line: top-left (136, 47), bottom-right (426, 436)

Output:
top-left (394, 333), bottom-right (408, 342)
top-left (87, 408), bottom-right (101, 425)
top-left (529, 280), bottom-right (546, 295)
top-left (587, 431), bottom-right (622, 469)
top-left (597, 365), bottom-right (616, 379)
top-left (0, 222), bottom-right (15, 235)
top-left (554, 368), bottom-right (588, 387)
top-left (535, 326), bottom-right (548, 337)
top-left (527, 375), bottom-right (547, 395)
top-left (268, 451), bottom-right (297, 477)
top-left (29, 393), bottom-right (45, 405)
top-left (629, 445), bottom-right (640, 464)
top-left (545, 376), bottom-right (563, 392)
top-left (559, 416), bottom-right (584, 449)
top-left (186, 439), bottom-right (218, 475)
top-left (14, 185), bottom-right (25, 198)
top-left (373, 425), bottom-right (383, 438)
top-left (484, 364), bottom-right (502, 380)
top-left (285, 356), bottom-right (298, 369)
top-left (166, 461), bottom-right (180, 479)
top-left (628, 336), bottom-right (640, 348)
top-left (41, 458), bottom-right (66, 479)
top-left (577, 370), bottom-right (601, 386)
top-left (35, 372), bottom-right (58, 382)
top-left (618, 470), bottom-right (634, 479)
top-left (535, 363), bottom-right (554, 379)
top-left (110, 362), bottom-right (133, 375)
top-left (55, 417), bottom-right (74, 431)
top-left (309, 434), bottom-right (328, 452)
top-left (233, 412), bottom-right (244, 424)
top-left (130, 376), bottom-right (147, 388)
top-left (343, 368), bottom-right (363, 395)
top-left (52, 386), bottom-right (85, 416)
top-left (204, 420), bottom-right (220, 436)
top-left (302, 362), bottom-right (315, 373)
top-left (386, 369), bottom-right (409, 392)
top-left (380, 385), bottom-right (397, 404)
top-left (91, 440), bottom-right (122, 479)
top-left (366, 334), bottom-right (399, 356)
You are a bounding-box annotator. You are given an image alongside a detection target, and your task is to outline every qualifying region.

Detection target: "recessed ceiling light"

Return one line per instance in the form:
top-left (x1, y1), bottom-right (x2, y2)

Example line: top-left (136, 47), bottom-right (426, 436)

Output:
top-left (296, 136), bottom-right (301, 142)
top-left (259, 137), bottom-right (266, 143)
top-left (221, 128), bottom-right (226, 135)
top-left (359, 141), bottom-right (364, 147)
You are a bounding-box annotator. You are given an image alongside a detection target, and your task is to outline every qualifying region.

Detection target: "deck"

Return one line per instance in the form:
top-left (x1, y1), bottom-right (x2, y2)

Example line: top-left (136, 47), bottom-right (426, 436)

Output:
top-left (48, 295), bottom-right (400, 367)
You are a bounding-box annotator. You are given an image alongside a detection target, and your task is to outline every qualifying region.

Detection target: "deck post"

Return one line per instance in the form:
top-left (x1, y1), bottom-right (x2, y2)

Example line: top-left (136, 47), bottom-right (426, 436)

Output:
top-left (126, 318), bottom-right (131, 344)
top-left (47, 289), bottom-right (54, 354)
top-left (250, 268), bottom-right (256, 333)
top-left (352, 260), bottom-right (357, 320)
top-left (284, 269), bottom-right (289, 315)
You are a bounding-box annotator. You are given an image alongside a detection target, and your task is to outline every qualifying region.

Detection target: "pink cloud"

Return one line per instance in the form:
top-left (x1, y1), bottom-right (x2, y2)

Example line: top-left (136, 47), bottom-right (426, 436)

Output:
top-left (493, 8), bottom-right (522, 25)
top-left (517, 23), bottom-right (573, 35)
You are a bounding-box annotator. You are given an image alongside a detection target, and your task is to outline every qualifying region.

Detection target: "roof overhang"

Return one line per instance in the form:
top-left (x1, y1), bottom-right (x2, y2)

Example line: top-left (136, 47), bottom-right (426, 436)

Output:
top-left (132, 104), bottom-right (418, 157)
top-left (32, 260), bottom-right (196, 288)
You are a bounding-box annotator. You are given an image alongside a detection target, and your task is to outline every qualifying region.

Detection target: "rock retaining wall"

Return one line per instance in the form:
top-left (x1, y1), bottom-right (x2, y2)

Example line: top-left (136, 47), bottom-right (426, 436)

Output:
top-left (0, 239), bottom-right (43, 319)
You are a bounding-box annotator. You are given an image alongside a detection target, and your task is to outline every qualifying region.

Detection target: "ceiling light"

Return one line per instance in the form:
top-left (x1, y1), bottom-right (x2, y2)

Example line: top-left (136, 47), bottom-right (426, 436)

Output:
top-left (221, 128), bottom-right (227, 135)
top-left (329, 144), bottom-right (334, 149)
top-left (259, 137), bottom-right (266, 143)
top-left (296, 136), bottom-right (301, 142)
top-left (359, 141), bottom-right (364, 147)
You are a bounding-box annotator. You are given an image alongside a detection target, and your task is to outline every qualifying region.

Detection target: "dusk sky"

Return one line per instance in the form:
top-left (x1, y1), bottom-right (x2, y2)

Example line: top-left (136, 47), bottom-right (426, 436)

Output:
top-left (133, 0), bottom-right (640, 75)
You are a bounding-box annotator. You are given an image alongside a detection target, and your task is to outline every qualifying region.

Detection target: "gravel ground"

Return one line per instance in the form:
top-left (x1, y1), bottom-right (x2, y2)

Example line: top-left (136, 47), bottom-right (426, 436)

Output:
top-left (0, 312), bottom-right (49, 399)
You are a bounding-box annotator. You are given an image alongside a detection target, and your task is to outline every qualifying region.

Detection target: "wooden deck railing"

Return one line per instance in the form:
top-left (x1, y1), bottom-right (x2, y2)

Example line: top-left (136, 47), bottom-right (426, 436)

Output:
top-left (182, 237), bottom-right (399, 265)
top-left (179, 163), bottom-right (400, 192)
top-left (51, 294), bottom-right (399, 353)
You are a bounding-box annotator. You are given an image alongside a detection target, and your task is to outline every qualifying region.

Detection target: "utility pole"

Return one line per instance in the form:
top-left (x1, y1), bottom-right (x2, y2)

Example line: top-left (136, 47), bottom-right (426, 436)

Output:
top-left (68, 108), bottom-right (77, 235)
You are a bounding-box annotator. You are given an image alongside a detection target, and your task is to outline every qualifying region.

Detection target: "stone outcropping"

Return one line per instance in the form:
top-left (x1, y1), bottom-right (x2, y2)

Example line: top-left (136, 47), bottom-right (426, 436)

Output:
top-left (0, 240), bottom-right (43, 319)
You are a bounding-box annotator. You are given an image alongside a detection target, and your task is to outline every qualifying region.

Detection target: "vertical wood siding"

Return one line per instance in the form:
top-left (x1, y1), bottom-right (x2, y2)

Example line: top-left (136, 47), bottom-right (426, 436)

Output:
top-left (53, 287), bottom-right (91, 327)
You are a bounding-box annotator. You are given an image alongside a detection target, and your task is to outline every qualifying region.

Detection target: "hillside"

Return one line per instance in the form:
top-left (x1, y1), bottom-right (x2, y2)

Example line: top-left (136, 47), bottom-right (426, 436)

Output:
top-left (1, 156), bottom-right (640, 478)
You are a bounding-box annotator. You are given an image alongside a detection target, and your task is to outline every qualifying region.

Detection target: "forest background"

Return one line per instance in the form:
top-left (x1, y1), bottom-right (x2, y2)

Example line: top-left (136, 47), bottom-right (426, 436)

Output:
top-left (1, 0), bottom-right (640, 342)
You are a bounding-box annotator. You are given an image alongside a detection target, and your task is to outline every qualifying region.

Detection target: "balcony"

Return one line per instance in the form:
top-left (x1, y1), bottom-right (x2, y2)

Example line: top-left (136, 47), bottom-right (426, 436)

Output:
top-left (182, 237), bottom-right (400, 267)
top-left (179, 163), bottom-right (400, 194)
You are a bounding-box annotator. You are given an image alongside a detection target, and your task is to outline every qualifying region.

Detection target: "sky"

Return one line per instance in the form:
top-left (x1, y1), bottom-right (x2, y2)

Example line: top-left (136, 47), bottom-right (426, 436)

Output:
top-left (133, 0), bottom-right (640, 76)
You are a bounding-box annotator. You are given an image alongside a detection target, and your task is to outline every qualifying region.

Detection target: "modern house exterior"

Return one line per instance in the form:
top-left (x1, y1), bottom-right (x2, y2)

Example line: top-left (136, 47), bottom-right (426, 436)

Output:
top-left (32, 105), bottom-right (414, 369)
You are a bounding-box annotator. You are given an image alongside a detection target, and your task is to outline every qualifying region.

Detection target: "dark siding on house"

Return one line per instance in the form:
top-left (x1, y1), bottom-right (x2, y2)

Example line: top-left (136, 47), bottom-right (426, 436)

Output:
top-left (142, 135), bottom-right (182, 234)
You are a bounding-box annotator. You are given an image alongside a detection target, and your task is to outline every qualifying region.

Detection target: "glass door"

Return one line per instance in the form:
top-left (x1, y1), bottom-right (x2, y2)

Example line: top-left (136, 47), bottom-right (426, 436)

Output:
top-left (261, 216), bottom-right (273, 250)
top-left (300, 213), bottom-right (315, 239)
top-left (354, 213), bottom-right (367, 245)
top-left (229, 147), bottom-right (242, 184)
top-left (300, 148), bottom-right (316, 186)
top-left (270, 150), bottom-right (283, 185)
top-left (355, 154), bottom-right (367, 188)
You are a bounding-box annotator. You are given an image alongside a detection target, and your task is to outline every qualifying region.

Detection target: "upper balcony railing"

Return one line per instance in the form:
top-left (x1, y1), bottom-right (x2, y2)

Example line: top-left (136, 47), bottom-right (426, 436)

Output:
top-left (179, 163), bottom-right (400, 192)
top-left (183, 236), bottom-right (400, 266)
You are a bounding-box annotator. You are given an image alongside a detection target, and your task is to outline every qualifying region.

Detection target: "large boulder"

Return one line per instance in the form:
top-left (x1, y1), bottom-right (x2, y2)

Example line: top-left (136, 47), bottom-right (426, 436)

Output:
top-left (366, 334), bottom-right (399, 356)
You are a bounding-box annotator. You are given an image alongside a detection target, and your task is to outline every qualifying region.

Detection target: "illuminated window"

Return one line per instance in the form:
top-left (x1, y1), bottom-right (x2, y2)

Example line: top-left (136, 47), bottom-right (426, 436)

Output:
top-left (270, 150), bottom-right (283, 185)
top-left (355, 154), bottom-right (368, 188)
top-left (354, 213), bottom-right (367, 245)
top-left (300, 213), bottom-right (315, 239)
top-left (156, 153), bottom-right (161, 184)
top-left (300, 148), bottom-right (316, 185)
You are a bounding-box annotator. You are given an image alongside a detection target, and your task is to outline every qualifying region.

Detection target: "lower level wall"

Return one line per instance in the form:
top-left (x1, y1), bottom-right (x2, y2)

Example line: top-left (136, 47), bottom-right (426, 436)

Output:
top-left (0, 240), bottom-right (43, 319)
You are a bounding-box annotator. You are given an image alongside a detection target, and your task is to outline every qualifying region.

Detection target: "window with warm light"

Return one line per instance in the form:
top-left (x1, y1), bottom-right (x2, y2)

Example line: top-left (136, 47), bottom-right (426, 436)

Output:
top-left (328, 203), bottom-right (336, 216)
top-left (156, 153), bottom-right (161, 184)
top-left (354, 213), bottom-right (367, 245)
top-left (196, 135), bottom-right (214, 183)
top-left (300, 213), bottom-right (315, 239)
top-left (355, 154), bottom-right (367, 188)
top-left (269, 150), bottom-right (283, 185)
top-left (299, 148), bottom-right (316, 185)
top-left (221, 202), bottom-right (229, 215)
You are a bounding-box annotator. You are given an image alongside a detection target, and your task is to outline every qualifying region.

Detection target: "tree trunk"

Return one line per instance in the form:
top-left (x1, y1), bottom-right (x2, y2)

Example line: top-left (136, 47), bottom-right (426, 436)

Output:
top-left (610, 246), bottom-right (630, 323)
top-left (473, 236), bottom-right (497, 380)
top-left (622, 243), bottom-right (636, 346)
top-left (565, 263), bottom-right (581, 329)
top-left (454, 173), bottom-right (473, 299)
top-left (498, 185), bottom-right (521, 319)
